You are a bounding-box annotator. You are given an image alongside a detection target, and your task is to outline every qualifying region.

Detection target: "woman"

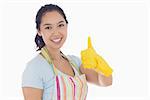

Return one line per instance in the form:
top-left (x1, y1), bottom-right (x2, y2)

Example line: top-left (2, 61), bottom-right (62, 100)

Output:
top-left (22, 4), bottom-right (112, 100)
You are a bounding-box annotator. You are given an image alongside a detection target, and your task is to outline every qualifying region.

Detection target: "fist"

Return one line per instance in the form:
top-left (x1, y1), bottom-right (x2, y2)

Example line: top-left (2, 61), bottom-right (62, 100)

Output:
top-left (81, 36), bottom-right (113, 77)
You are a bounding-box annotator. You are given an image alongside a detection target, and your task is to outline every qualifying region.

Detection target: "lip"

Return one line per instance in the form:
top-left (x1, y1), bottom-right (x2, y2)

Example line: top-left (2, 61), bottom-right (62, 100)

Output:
top-left (51, 37), bottom-right (62, 44)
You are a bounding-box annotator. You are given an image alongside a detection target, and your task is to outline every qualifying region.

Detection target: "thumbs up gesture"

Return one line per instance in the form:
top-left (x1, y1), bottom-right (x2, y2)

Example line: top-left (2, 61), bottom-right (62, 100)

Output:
top-left (81, 36), bottom-right (113, 77)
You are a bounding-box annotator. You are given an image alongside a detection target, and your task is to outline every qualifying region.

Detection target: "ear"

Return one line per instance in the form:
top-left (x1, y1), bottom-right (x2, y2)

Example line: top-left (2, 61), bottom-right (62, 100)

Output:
top-left (37, 30), bottom-right (42, 36)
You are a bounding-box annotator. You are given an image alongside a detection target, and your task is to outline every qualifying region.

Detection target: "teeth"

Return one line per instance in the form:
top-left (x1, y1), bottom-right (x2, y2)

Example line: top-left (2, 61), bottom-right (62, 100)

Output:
top-left (52, 38), bottom-right (61, 43)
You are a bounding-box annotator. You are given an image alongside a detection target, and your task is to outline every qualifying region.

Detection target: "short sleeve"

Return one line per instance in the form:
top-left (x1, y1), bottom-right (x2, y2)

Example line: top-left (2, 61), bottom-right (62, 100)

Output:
top-left (22, 62), bottom-right (43, 89)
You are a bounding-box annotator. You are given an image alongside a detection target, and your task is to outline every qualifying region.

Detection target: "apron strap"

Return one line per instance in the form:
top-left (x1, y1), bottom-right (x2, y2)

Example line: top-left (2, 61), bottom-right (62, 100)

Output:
top-left (40, 52), bottom-right (57, 75)
top-left (67, 55), bottom-right (81, 75)
top-left (40, 46), bottom-right (81, 75)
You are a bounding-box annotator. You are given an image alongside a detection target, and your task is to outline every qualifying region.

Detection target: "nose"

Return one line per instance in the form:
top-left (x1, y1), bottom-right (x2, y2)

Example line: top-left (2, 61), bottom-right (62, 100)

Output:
top-left (52, 27), bottom-right (59, 35)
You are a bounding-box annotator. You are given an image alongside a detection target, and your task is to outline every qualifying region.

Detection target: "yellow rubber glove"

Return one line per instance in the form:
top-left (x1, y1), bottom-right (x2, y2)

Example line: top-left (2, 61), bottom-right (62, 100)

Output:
top-left (81, 36), bottom-right (113, 77)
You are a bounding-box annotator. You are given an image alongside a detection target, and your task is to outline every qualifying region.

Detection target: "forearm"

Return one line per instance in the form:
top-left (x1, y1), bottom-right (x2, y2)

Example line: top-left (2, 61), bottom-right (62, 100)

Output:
top-left (98, 72), bottom-right (112, 86)
top-left (80, 65), bottom-right (113, 86)
top-left (22, 87), bottom-right (43, 100)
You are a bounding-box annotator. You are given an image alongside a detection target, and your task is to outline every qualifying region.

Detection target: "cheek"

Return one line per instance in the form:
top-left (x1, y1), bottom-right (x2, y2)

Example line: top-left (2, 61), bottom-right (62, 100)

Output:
top-left (62, 28), bottom-right (67, 37)
top-left (41, 33), bottom-right (51, 43)
top-left (62, 32), bottom-right (67, 41)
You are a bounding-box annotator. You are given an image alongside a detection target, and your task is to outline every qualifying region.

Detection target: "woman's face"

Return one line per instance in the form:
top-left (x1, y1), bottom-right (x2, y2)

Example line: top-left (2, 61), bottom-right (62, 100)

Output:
top-left (38, 11), bottom-right (68, 50)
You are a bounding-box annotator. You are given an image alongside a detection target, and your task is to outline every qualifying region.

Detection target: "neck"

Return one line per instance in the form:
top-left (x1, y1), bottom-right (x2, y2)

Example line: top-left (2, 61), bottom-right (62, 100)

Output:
top-left (45, 46), bottom-right (63, 61)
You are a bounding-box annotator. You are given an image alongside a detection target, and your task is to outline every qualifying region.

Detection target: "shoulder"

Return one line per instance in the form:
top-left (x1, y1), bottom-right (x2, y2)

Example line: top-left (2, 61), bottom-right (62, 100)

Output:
top-left (25, 54), bottom-right (54, 73)
top-left (22, 54), bottom-right (55, 89)
top-left (26, 54), bottom-right (47, 68)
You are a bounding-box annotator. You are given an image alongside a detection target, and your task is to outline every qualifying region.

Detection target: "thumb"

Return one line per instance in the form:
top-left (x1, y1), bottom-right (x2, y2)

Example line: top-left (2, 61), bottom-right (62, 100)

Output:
top-left (88, 36), bottom-right (93, 48)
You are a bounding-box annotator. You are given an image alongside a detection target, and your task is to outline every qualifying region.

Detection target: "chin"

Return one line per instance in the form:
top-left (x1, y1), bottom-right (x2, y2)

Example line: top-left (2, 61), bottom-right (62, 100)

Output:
top-left (52, 45), bottom-right (63, 49)
top-left (48, 42), bottom-right (64, 50)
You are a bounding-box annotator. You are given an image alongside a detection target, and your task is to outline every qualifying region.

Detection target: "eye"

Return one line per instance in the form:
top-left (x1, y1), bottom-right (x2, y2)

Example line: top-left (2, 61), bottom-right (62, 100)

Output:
top-left (58, 24), bottom-right (64, 28)
top-left (45, 26), bottom-right (52, 30)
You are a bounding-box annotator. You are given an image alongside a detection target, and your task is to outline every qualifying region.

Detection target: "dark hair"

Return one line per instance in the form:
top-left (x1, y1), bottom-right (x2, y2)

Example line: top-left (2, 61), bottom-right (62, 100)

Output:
top-left (35, 4), bottom-right (68, 51)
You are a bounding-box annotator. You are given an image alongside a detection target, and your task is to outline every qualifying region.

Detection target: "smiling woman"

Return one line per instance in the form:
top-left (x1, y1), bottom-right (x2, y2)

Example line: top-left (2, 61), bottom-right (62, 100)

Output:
top-left (22, 4), bottom-right (112, 100)
top-left (35, 4), bottom-right (68, 51)
top-left (37, 11), bottom-right (68, 53)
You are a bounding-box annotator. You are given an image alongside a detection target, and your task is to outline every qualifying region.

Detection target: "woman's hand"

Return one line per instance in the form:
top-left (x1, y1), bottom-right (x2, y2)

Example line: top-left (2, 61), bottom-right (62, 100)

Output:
top-left (81, 36), bottom-right (113, 77)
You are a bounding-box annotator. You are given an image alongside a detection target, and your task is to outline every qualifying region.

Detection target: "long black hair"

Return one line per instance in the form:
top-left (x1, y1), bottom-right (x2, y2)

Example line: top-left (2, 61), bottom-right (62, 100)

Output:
top-left (35, 4), bottom-right (68, 51)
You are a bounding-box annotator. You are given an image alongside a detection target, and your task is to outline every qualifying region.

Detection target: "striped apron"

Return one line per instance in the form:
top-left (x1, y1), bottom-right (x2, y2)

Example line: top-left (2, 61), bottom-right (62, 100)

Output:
top-left (41, 47), bottom-right (88, 100)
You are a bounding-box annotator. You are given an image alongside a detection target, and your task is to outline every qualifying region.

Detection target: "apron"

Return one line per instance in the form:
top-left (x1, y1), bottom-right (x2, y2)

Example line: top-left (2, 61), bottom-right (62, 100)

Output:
top-left (41, 47), bottom-right (88, 100)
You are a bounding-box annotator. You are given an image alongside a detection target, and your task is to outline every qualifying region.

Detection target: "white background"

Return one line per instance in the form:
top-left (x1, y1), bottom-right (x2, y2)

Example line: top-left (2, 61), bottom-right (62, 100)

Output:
top-left (0, 0), bottom-right (150, 100)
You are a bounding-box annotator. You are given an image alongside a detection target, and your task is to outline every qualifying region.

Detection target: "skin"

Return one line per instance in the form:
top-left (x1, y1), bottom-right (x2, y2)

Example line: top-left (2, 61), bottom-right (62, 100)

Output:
top-left (22, 11), bottom-right (112, 100)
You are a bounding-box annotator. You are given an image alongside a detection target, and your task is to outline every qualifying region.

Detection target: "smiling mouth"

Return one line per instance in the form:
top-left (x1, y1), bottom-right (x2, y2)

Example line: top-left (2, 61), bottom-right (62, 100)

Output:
top-left (51, 38), bottom-right (62, 44)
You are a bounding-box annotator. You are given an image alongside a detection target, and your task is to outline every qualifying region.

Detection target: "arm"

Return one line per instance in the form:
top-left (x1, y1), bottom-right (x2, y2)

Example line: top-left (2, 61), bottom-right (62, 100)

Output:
top-left (22, 62), bottom-right (44, 100)
top-left (22, 87), bottom-right (43, 100)
top-left (80, 64), bottom-right (112, 86)
top-left (80, 36), bottom-right (113, 86)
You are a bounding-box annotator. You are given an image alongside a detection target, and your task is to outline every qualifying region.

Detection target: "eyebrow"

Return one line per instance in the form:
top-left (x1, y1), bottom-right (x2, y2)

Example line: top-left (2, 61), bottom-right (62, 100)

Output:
top-left (43, 21), bottom-right (65, 26)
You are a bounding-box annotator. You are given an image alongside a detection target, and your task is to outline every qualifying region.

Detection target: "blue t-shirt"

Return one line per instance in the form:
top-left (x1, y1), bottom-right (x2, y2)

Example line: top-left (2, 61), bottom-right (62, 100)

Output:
top-left (22, 54), bottom-right (82, 100)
